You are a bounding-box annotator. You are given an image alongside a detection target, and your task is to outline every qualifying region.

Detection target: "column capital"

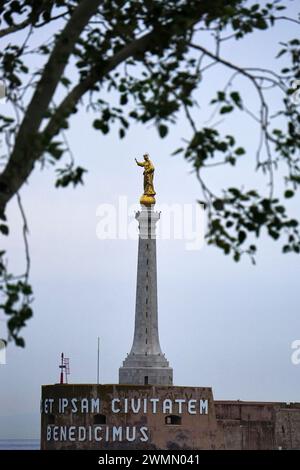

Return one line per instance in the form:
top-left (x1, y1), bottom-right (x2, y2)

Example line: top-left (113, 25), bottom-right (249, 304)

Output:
top-left (136, 206), bottom-right (160, 239)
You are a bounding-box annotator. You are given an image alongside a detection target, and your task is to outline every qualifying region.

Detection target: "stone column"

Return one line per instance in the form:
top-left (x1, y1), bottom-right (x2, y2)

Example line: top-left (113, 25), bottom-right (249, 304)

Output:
top-left (119, 206), bottom-right (173, 385)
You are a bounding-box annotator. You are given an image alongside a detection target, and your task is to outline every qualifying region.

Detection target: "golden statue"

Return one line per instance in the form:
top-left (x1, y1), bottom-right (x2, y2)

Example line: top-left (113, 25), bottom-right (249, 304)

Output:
top-left (135, 154), bottom-right (156, 206)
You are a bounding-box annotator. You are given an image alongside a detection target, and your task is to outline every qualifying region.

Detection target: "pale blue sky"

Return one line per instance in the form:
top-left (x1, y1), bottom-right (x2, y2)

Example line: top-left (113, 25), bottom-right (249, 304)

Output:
top-left (0, 2), bottom-right (299, 438)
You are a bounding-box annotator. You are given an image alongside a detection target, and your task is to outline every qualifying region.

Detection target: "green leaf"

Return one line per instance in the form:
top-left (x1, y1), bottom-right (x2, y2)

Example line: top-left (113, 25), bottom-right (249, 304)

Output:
top-left (20, 305), bottom-right (33, 320)
top-left (217, 91), bottom-right (226, 101)
top-left (287, 219), bottom-right (298, 228)
top-left (227, 156), bottom-right (236, 166)
top-left (120, 94), bottom-right (128, 105)
top-left (235, 147), bottom-right (245, 155)
top-left (93, 119), bottom-right (102, 129)
top-left (158, 124), bottom-right (168, 138)
top-left (60, 77), bottom-right (71, 88)
top-left (228, 188), bottom-right (241, 197)
top-left (268, 229), bottom-right (280, 240)
top-left (230, 91), bottom-right (242, 108)
top-left (276, 49), bottom-right (286, 59)
top-left (220, 105), bottom-right (234, 114)
top-left (226, 220), bottom-right (234, 228)
top-left (238, 230), bottom-right (247, 244)
top-left (118, 84), bottom-right (126, 92)
top-left (93, 120), bottom-right (109, 134)
top-left (255, 18), bottom-right (268, 30)
top-left (21, 284), bottom-right (32, 295)
top-left (129, 111), bottom-right (138, 119)
top-left (284, 190), bottom-right (294, 198)
top-left (213, 199), bottom-right (224, 211)
top-left (15, 337), bottom-right (25, 348)
top-left (0, 224), bottom-right (9, 235)
top-left (171, 147), bottom-right (184, 156)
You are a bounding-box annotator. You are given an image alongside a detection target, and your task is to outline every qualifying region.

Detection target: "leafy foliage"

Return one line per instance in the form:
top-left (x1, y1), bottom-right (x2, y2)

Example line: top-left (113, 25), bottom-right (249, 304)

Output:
top-left (55, 165), bottom-right (87, 187)
top-left (0, 249), bottom-right (33, 347)
top-left (0, 0), bottom-right (299, 345)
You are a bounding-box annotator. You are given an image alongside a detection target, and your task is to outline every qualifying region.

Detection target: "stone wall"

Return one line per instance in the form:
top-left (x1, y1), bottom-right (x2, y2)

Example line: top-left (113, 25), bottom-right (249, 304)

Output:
top-left (40, 385), bottom-right (300, 450)
top-left (215, 401), bottom-right (300, 450)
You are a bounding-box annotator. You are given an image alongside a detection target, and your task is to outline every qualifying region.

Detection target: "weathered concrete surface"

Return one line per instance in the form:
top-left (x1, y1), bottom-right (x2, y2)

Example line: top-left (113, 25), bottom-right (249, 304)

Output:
top-left (41, 384), bottom-right (222, 450)
top-left (215, 400), bottom-right (300, 449)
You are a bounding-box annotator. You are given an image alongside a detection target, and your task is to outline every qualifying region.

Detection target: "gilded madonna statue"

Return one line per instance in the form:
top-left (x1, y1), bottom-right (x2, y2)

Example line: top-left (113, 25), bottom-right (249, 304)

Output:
top-left (135, 154), bottom-right (156, 206)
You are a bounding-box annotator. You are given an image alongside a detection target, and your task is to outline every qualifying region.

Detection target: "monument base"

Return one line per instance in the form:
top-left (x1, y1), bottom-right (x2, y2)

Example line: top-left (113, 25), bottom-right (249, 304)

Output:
top-left (119, 353), bottom-right (173, 385)
top-left (40, 384), bottom-right (223, 450)
top-left (119, 366), bottom-right (173, 386)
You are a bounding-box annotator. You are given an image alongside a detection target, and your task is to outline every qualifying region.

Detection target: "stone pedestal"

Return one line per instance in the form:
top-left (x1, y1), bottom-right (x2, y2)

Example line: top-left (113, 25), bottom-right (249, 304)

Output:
top-left (119, 206), bottom-right (173, 386)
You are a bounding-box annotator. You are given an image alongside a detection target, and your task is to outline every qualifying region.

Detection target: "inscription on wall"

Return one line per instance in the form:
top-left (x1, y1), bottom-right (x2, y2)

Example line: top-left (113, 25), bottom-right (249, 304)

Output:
top-left (41, 396), bottom-right (209, 443)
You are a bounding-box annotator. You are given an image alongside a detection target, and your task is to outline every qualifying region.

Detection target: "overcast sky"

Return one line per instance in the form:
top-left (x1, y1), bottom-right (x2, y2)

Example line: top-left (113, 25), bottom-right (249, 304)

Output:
top-left (0, 2), bottom-right (299, 439)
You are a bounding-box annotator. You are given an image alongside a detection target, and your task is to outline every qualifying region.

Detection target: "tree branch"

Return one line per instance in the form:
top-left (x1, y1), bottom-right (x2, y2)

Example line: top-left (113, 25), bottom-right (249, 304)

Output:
top-left (42, 29), bottom-right (158, 142)
top-left (0, 0), bottom-right (102, 214)
top-left (0, 1), bottom-right (211, 214)
top-left (0, 17), bottom-right (33, 38)
top-left (189, 42), bottom-right (274, 196)
top-left (16, 192), bottom-right (30, 282)
top-left (0, 10), bottom-right (69, 38)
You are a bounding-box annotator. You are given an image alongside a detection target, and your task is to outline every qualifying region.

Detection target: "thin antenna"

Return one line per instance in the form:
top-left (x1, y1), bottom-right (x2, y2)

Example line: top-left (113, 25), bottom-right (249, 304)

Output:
top-left (97, 337), bottom-right (100, 384)
top-left (59, 353), bottom-right (64, 384)
top-left (59, 352), bottom-right (70, 384)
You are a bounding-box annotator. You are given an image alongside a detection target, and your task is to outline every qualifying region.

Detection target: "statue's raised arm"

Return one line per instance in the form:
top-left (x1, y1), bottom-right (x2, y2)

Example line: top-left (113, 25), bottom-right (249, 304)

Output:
top-left (135, 158), bottom-right (145, 168)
